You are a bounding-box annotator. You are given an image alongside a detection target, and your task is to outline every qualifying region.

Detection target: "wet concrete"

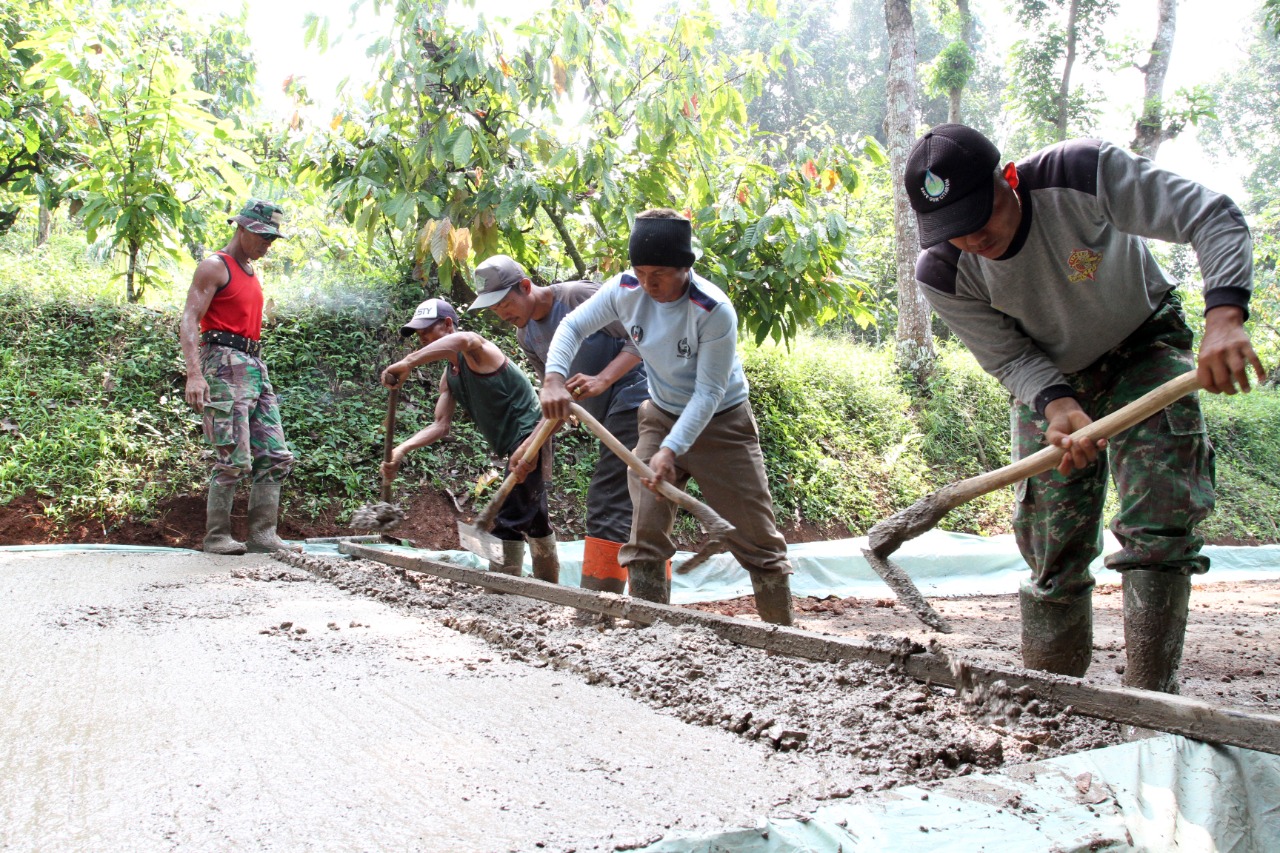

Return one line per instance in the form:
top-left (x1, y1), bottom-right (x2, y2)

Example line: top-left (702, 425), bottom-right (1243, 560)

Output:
top-left (1, 551), bottom-right (832, 851)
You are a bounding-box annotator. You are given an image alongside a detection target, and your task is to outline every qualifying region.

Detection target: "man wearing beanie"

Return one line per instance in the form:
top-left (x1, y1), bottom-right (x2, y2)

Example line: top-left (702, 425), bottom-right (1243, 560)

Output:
top-left (906, 124), bottom-right (1264, 693)
top-left (380, 298), bottom-right (561, 583)
top-left (470, 254), bottom-right (649, 597)
top-left (538, 209), bottom-right (794, 626)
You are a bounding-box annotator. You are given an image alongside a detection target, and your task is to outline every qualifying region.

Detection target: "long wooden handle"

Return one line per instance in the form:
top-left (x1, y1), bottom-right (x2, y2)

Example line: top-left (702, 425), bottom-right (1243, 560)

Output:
top-left (380, 385), bottom-right (400, 504)
top-left (473, 417), bottom-right (561, 530)
top-left (568, 402), bottom-right (732, 533)
top-left (947, 370), bottom-right (1202, 505)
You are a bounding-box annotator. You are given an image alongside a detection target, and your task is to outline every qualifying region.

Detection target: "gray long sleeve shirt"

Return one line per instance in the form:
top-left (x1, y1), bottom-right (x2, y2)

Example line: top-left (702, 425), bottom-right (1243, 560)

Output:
top-left (916, 139), bottom-right (1253, 413)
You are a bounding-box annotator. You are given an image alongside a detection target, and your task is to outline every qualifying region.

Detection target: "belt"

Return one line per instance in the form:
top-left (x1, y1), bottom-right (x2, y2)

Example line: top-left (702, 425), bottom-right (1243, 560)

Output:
top-left (201, 330), bottom-right (262, 357)
top-left (651, 400), bottom-right (745, 420)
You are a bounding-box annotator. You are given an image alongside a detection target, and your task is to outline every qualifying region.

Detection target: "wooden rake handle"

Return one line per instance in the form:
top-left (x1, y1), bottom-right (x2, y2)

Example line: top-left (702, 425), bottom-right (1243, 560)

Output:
top-left (473, 417), bottom-right (561, 531)
top-left (868, 370), bottom-right (1203, 557)
top-left (949, 370), bottom-right (1203, 503)
top-left (380, 384), bottom-right (400, 504)
top-left (568, 402), bottom-right (735, 543)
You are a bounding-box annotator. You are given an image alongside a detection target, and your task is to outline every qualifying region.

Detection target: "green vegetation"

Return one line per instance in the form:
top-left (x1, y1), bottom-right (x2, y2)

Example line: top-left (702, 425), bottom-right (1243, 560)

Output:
top-left (4, 283), bottom-right (1277, 544)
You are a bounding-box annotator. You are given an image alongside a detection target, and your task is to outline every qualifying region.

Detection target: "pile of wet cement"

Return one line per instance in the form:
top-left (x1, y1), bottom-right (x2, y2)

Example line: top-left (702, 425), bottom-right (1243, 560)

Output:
top-left (276, 551), bottom-right (1121, 796)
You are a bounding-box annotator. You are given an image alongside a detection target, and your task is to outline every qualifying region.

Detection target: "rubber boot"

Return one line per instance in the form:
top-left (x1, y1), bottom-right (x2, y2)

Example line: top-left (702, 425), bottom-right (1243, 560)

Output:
top-left (626, 559), bottom-right (670, 605)
top-left (203, 482), bottom-right (246, 555)
top-left (528, 534), bottom-right (560, 584)
top-left (581, 536), bottom-right (627, 594)
top-left (749, 569), bottom-right (794, 626)
top-left (1019, 588), bottom-right (1093, 677)
top-left (489, 539), bottom-right (526, 576)
top-left (246, 484), bottom-right (302, 553)
top-left (1122, 569), bottom-right (1191, 694)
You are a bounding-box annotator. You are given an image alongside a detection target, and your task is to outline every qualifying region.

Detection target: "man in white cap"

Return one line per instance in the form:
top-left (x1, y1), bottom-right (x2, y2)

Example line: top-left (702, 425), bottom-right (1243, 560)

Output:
top-left (180, 198), bottom-right (299, 555)
top-left (470, 254), bottom-right (648, 595)
top-left (380, 298), bottom-right (560, 582)
top-left (538, 209), bottom-right (794, 625)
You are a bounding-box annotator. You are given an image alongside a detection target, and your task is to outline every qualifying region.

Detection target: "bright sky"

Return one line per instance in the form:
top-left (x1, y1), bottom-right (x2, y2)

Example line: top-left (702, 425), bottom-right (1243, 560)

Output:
top-left (215, 0), bottom-right (1262, 200)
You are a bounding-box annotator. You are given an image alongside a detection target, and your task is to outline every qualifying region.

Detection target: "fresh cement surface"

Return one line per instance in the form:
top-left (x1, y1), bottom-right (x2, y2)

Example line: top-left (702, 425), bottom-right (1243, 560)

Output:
top-left (1, 549), bottom-right (1118, 851)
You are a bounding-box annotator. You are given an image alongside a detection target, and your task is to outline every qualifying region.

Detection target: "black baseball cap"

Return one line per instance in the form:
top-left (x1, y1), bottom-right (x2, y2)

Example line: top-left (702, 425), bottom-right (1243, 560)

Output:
top-left (905, 124), bottom-right (1002, 248)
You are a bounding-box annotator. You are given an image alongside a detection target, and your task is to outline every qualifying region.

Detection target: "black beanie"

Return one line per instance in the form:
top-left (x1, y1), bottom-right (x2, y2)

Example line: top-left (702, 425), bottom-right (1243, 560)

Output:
top-left (629, 216), bottom-right (696, 268)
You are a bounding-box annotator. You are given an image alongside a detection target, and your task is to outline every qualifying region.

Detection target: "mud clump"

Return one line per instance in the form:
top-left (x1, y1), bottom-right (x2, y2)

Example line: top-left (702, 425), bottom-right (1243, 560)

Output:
top-left (274, 551), bottom-right (1121, 796)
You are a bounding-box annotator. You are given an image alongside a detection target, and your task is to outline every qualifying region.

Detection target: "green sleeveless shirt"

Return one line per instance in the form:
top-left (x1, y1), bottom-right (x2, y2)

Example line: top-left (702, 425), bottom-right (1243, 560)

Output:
top-left (445, 355), bottom-right (540, 457)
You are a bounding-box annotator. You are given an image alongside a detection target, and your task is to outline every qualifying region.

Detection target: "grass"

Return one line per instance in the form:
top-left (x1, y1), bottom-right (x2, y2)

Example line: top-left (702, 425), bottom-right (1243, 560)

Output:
top-left (2, 213), bottom-right (1278, 542)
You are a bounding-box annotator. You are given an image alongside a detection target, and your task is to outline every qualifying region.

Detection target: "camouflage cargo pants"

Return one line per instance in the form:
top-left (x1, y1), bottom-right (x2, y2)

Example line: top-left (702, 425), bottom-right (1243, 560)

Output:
top-left (1013, 297), bottom-right (1214, 604)
top-left (200, 345), bottom-right (295, 487)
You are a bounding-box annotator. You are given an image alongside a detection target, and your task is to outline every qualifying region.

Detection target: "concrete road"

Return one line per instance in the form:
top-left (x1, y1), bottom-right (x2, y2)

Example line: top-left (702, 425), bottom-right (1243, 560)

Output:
top-left (0, 550), bottom-right (815, 852)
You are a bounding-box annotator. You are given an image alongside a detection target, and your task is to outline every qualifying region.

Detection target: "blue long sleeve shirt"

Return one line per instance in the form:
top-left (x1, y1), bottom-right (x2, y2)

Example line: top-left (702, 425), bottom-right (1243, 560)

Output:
top-left (545, 270), bottom-right (749, 455)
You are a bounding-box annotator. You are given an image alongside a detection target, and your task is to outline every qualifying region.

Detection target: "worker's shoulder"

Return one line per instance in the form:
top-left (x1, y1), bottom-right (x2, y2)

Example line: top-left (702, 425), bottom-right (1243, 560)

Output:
top-left (687, 272), bottom-right (730, 314)
top-left (191, 252), bottom-right (232, 289)
top-left (1019, 138), bottom-right (1103, 197)
top-left (551, 280), bottom-right (603, 305)
top-left (916, 243), bottom-right (965, 295)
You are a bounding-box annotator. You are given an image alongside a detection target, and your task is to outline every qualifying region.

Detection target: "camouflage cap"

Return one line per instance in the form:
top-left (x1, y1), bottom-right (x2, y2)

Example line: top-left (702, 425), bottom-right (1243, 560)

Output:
top-left (228, 198), bottom-right (287, 239)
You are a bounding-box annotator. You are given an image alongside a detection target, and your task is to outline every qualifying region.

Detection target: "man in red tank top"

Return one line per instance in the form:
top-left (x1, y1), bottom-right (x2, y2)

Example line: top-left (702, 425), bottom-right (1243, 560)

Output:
top-left (180, 199), bottom-right (299, 555)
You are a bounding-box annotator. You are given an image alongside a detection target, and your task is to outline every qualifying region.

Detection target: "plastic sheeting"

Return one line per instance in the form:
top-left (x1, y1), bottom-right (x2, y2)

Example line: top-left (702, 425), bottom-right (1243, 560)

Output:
top-left (6, 530), bottom-right (1277, 604)
top-left (303, 529), bottom-right (1280, 604)
top-left (638, 734), bottom-right (1280, 852)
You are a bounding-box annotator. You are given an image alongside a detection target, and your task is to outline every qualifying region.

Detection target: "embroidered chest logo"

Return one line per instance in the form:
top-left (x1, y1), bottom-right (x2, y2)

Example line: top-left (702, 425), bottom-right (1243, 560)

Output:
top-left (922, 169), bottom-right (949, 202)
top-left (1066, 249), bottom-right (1102, 282)
top-left (676, 338), bottom-right (693, 359)
top-left (630, 325), bottom-right (644, 344)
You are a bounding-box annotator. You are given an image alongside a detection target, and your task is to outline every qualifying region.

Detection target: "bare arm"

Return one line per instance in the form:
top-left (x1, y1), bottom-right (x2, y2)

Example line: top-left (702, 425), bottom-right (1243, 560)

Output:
top-left (180, 257), bottom-right (230, 412)
top-left (381, 331), bottom-right (506, 387)
top-left (381, 371), bottom-right (456, 481)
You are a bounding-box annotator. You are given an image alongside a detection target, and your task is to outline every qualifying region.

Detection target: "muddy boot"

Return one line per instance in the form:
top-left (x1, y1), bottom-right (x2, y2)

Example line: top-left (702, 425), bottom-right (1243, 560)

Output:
top-left (203, 482), bottom-right (246, 555)
top-left (749, 569), bottom-right (794, 626)
top-left (528, 534), bottom-right (560, 584)
top-left (1020, 588), bottom-right (1092, 677)
top-left (246, 484), bottom-right (302, 553)
top-left (489, 539), bottom-right (526, 576)
top-left (626, 559), bottom-right (670, 605)
top-left (1122, 569), bottom-right (1191, 694)
top-left (581, 536), bottom-right (627, 594)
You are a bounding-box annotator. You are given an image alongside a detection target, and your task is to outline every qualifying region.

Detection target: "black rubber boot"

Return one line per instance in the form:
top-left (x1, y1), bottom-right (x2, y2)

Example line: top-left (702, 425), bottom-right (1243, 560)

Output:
top-left (1122, 569), bottom-right (1191, 694)
top-left (1019, 588), bottom-right (1093, 677)
top-left (246, 484), bottom-right (302, 553)
top-left (626, 559), bottom-right (670, 604)
top-left (748, 570), bottom-right (794, 626)
top-left (528, 534), bottom-right (560, 584)
top-left (203, 482), bottom-right (246, 555)
top-left (489, 539), bottom-right (526, 576)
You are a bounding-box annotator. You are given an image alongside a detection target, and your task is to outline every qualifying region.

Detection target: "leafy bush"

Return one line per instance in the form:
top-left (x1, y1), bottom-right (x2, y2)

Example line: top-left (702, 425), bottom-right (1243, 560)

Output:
top-left (2, 288), bottom-right (1279, 545)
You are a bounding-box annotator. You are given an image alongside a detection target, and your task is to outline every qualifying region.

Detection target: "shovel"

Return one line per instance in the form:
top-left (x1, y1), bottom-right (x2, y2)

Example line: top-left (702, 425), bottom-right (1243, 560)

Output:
top-left (864, 370), bottom-right (1204, 631)
top-left (350, 382), bottom-right (407, 531)
top-left (456, 417), bottom-right (561, 562)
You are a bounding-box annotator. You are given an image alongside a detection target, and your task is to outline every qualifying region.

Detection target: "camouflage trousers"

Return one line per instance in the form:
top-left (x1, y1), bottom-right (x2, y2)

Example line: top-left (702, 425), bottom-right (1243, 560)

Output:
top-left (1013, 297), bottom-right (1214, 604)
top-left (200, 344), bottom-right (295, 488)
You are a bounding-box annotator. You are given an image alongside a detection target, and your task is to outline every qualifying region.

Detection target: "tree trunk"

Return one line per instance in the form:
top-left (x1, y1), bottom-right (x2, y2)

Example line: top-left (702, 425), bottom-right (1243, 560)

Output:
top-left (37, 203), bottom-right (52, 247)
top-left (1132, 0), bottom-right (1178, 158)
top-left (127, 241), bottom-right (140, 304)
top-left (885, 0), bottom-right (934, 386)
top-left (1056, 0), bottom-right (1082, 142)
top-left (947, 0), bottom-right (974, 124)
top-left (541, 201), bottom-right (587, 279)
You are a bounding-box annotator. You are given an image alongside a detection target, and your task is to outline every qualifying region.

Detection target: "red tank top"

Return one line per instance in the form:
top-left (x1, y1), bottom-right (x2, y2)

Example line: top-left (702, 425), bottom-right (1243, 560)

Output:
top-left (200, 252), bottom-right (264, 340)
